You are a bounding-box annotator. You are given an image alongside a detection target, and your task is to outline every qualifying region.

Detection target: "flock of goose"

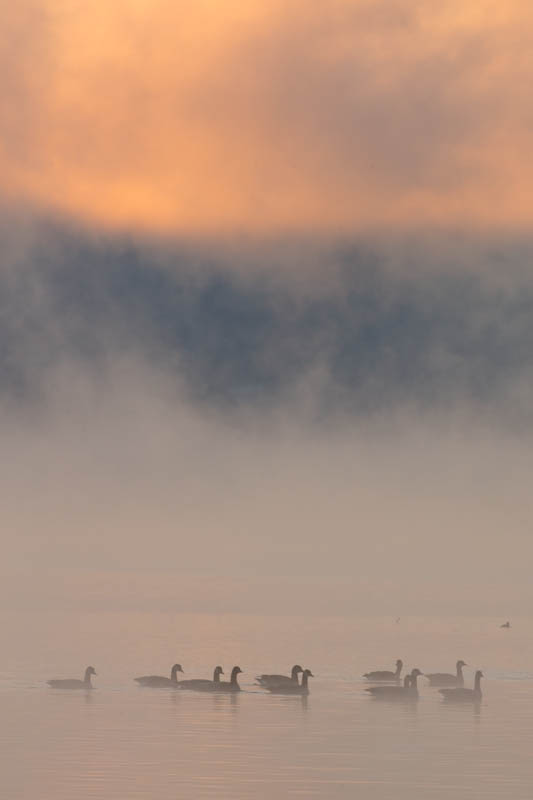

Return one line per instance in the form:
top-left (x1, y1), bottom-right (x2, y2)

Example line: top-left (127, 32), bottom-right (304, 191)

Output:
top-left (46, 664), bottom-right (313, 695)
top-left (46, 659), bottom-right (482, 702)
top-left (363, 659), bottom-right (483, 702)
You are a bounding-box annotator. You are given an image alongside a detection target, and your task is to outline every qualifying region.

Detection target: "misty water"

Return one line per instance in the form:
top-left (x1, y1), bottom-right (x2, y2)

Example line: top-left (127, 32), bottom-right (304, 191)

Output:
top-left (2, 612), bottom-right (532, 799)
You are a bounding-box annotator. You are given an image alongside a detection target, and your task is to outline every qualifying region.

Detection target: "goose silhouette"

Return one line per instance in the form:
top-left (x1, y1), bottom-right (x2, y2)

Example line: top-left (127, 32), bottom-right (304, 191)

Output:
top-left (440, 670), bottom-right (483, 702)
top-left (426, 660), bottom-right (467, 687)
top-left (47, 666), bottom-right (96, 690)
top-left (366, 668), bottom-right (422, 699)
top-left (256, 665), bottom-right (303, 689)
top-left (267, 669), bottom-right (313, 695)
top-left (363, 659), bottom-right (403, 682)
top-left (134, 664), bottom-right (183, 688)
top-left (178, 666), bottom-right (224, 691)
top-left (214, 666), bottom-right (242, 692)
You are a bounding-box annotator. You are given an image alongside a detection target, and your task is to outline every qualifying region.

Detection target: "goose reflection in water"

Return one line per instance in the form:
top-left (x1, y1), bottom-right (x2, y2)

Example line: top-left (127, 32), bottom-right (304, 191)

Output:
top-left (210, 690), bottom-right (241, 714)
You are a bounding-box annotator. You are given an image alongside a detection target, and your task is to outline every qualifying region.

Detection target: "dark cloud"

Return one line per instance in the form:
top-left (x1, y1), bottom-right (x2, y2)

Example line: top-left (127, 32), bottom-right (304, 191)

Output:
top-left (1, 217), bottom-right (533, 428)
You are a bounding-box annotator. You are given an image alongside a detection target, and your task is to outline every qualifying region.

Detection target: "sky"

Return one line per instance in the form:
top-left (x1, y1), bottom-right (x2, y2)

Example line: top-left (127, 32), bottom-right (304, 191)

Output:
top-left (2, 0), bottom-right (533, 616)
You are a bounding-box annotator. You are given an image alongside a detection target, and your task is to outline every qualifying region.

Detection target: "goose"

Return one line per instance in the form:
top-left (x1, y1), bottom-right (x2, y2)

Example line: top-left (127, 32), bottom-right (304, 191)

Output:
top-left (47, 666), bottom-right (96, 690)
top-left (134, 663), bottom-right (183, 688)
top-left (365, 668), bottom-right (422, 699)
top-left (267, 669), bottom-right (314, 695)
top-left (500, 621), bottom-right (511, 628)
top-left (439, 670), bottom-right (483, 702)
top-left (255, 664), bottom-right (303, 688)
top-left (214, 666), bottom-right (242, 692)
top-left (178, 666), bottom-right (224, 691)
top-left (363, 659), bottom-right (403, 682)
top-left (425, 660), bottom-right (467, 687)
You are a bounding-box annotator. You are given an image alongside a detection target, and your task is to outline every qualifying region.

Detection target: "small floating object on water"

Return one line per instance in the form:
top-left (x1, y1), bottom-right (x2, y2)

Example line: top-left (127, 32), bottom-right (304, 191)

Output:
top-left (439, 670), bottom-right (483, 703)
top-left (363, 659), bottom-right (403, 682)
top-left (134, 663), bottom-right (183, 688)
top-left (47, 666), bottom-right (96, 690)
top-left (500, 621), bottom-right (511, 628)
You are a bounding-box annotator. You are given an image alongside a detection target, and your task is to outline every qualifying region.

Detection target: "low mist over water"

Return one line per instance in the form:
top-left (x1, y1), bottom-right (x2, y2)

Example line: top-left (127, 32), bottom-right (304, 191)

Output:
top-left (2, 612), bottom-right (532, 799)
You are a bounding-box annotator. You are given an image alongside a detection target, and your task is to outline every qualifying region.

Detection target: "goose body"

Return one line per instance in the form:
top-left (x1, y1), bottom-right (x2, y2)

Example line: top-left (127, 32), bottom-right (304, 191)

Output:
top-left (426, 660), bottom-right (466, 687)
top-left (267, 668), bottom-right (313, 695)
top-left (134, 663), bottom-right (183, 688)
top-left (363, 659), bottom-right (403, 682)
top-left (256, 664), bottom-right (303, 688)
top-left (178, 666), bottom-right (224, 691)
top-left (440, 670), bottom-right (483, 703)
top-left (366, 669), bottom-right (421, 699)
top-left (47, 666), bottom-right (96, 690)
top-left (214, 666), bottom-right (242, 692)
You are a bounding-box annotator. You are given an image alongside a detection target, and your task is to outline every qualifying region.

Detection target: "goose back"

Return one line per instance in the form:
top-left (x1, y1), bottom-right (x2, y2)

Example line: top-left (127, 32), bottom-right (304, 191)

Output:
top-left (179, 666), bottom-right (224, 691)
top-left (134, 664), bottom-right (183, 688)
top-left (363, 659), bottom-right (403, 682)
top-left (256, 665), bottom-right (303, 688)
top-left (426, 660), bottom-right (466, 687)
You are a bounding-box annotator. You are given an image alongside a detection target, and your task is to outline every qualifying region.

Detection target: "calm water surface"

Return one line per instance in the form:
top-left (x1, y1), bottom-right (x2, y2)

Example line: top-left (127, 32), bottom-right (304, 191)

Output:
top-left (1, 612), bottom-right (532, 799)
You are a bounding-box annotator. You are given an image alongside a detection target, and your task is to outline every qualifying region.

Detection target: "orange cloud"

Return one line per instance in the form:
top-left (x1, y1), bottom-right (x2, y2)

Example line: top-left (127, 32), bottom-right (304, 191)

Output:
top-left (2, 0), bottom-right (533, 233)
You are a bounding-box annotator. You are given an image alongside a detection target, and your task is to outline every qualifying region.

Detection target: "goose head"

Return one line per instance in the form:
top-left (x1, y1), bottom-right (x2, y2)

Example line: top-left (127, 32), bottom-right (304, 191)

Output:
top-left (214, 666), bottom-right (224, 677)
top-left (457, 660), bottom-right (467, 669)
top-left (303, 669), bottom-right (314, 678)
top-left (85, 666), bottom-right (97, 677)
top-left (171, 664), bottom-right (184, 675)
top-left (291, 665), bottom-right (304, 676)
